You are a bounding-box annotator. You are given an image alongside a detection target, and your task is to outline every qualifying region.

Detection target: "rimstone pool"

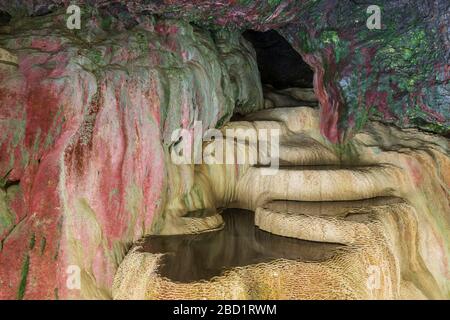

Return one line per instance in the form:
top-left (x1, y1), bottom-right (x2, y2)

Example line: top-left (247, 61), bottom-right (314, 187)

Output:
top-left (0, 2), bottom-right (449, 300)
top-left (140, 209), bottom-right (343, 283)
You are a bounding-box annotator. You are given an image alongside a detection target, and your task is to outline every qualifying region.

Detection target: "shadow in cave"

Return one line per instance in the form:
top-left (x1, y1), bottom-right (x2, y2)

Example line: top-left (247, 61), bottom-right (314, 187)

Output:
top-left (0, 10), bottom-right (11, 26)
top-left (243, 29), bottom-right (314, 90)
top-left (141, 209), bottom-right (343, 283)
top-left (230, 29), bottom-right (316, 121)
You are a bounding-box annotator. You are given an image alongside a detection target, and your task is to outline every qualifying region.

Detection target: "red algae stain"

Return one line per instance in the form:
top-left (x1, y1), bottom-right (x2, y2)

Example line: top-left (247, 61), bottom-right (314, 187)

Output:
top-left (416, 93), bottom-right (446, 123)
top-left (0, 132), bottom-right (70, 299)
top-left (366, 90), bottom-right (395, 120)
top-left (24, 84), bottom-right (63, 149)
top-left (361, 47), bottom-right (376, 74)
top-left (30, 39), bottom-right (62, 52)
top-left (303, 52), bottom-right (341, 143)
top-left (155, 23), bottom-right (179, 35)
top-left (405, 158), bottom-right (423, 187)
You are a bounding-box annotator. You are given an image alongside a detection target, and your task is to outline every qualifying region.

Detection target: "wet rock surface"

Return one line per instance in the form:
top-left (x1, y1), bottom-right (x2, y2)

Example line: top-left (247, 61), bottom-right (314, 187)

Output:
top-left (1, 1), bottom-right (448, 139)
top-left (0, 12), bottom-right (262, 299)
top-left (0, 1), bottom-right (449, 299)
top-left (114, 106), bottom-right (449, 300)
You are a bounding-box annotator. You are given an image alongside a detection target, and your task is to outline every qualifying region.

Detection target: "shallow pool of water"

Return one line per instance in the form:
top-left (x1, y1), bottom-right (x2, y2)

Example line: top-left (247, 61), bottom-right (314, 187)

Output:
top-left (141, 209), bottom-right (343, 283)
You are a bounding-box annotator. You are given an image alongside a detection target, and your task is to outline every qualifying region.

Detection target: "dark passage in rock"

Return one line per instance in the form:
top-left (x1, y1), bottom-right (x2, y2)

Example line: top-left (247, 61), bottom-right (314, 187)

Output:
top-left (141, 209), bottom-right (343, 283)
top-left (243, 30), bottom-right (314, 89)
top-left (0, 10), bottom-right (11, 26)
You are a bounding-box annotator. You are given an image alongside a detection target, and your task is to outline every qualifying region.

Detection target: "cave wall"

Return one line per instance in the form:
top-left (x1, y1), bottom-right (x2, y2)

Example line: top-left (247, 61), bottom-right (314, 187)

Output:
top-left (4, 0), bottom-right (445, 141)
top-left (0, 10), bottom-right (262, 299)
top-left (154, 0), bottom-right (450, 141)
top-left (0, 0), bottom-right (449, 299)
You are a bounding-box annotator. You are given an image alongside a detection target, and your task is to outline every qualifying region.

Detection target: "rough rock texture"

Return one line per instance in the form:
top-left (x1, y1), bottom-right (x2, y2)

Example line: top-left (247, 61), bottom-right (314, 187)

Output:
top-left (0, 11), bottom-right (261, 299)
top-left (0, 0), bottom-right (449, 300)
top-left (114, 203), bottom-right (435, 299)
top-left (114, 107), bottom-right (449, 299)
top-left (1, 0), bottom-right (448, 141)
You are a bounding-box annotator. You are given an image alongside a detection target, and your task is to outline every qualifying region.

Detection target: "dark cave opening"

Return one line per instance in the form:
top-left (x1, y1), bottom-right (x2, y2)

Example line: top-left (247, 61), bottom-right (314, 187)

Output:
top-left (229, 29), bottom-right (317, 121)
top-left (243, 29), bottom-right (314, 90)
top-left (0, 10), bottom-right (11, 26)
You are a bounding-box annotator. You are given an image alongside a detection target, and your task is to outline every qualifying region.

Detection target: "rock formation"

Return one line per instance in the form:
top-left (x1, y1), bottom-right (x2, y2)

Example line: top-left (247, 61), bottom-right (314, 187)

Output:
top-left (1, 0), bottom-right (448, 140)
top-left (0, 2), bottom-right (448, 300)
top-left (113, 106), bottom-right (449, 299)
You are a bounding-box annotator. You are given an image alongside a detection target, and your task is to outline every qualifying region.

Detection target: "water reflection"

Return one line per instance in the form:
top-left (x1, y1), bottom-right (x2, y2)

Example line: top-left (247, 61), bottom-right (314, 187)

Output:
top-left (141, 209), bottom-right (343, 282)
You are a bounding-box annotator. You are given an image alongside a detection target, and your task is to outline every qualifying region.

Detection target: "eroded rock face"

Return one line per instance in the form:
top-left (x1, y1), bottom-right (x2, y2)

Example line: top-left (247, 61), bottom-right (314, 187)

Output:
top-left (1, 1), bottom-right (448, 140)
top-left (114, 107), bottom-right (449, 300)
top-left (0, 2), bottom-right (448, 300)
top-left (0, 11), bottom-right (262, 299)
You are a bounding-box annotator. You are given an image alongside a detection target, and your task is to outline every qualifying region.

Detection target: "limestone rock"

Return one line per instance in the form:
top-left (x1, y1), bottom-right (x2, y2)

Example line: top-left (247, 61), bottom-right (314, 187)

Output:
top-left (0, 12), bottom-right (262, 299)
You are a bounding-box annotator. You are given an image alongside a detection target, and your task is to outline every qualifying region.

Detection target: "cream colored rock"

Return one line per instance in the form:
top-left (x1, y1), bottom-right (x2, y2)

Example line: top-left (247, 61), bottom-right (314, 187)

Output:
top-left (114, 106), bottom-right (449, 300)
top-left (0, 47), bottom-right (18, 65)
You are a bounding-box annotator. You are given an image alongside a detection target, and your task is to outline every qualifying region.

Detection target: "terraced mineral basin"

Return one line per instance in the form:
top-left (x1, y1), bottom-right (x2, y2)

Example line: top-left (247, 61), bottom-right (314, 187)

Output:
top-left (140, 209), bottom-right (343, 283)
